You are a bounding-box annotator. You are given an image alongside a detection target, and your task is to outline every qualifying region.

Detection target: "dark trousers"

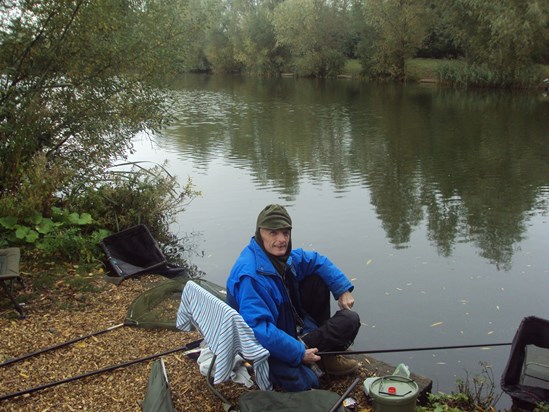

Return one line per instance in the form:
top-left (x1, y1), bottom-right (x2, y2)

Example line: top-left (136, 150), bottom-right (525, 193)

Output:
top-left (299, 275), bottom-right (361, 352)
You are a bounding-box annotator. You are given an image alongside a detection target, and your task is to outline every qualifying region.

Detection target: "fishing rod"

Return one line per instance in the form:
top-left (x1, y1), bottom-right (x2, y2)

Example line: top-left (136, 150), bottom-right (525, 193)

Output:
top-left (317, 341), bottom-right (512, 357)
top-left (0, 315), bottom-right (173, 369)
top-left (0, 323), bottom-right (125, 368)
top-left (329, 377), bottom-right (361, 412)
top-left (0, 340), bottom-right (202, 402)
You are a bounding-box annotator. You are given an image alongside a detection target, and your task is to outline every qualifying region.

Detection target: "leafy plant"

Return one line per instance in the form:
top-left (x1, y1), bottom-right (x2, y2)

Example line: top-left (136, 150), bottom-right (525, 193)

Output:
top-left (535, 402), bottom-right (549, 412)
top-left (0, 207), bottom-right (108, 262)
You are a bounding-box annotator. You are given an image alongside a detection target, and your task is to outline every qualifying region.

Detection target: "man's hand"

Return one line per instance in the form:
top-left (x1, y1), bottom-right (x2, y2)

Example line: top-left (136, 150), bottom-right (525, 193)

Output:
top-left (302, 347), bottom-right (320, 365)
top-left (338, 290), bottom-right (355, 310)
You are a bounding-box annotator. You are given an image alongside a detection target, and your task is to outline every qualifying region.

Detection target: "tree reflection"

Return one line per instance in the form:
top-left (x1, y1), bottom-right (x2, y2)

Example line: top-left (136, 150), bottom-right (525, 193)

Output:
top-left (160, 75), bottom-right (549, 270)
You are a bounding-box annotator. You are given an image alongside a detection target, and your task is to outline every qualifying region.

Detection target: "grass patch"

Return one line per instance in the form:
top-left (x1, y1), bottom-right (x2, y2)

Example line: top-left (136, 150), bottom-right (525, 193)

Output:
top-left (342, 59), bottom-right (362, 78)
top-left (405, 58), bottom-right (447, 81)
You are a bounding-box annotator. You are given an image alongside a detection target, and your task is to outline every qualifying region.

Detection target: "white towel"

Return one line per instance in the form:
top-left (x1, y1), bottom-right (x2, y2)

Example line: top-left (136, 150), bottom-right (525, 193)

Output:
top-left (176, 281), bottom-right (271, 390)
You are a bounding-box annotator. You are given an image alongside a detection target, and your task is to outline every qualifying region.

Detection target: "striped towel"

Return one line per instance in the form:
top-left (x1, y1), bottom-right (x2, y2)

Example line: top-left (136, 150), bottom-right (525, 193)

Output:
top-left (176, 281), bottom-right (271, 390)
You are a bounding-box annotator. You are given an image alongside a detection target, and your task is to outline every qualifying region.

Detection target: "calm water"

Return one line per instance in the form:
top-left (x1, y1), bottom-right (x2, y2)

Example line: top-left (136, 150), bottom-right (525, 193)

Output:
top-left (129, 74), bottom-right (549, 409)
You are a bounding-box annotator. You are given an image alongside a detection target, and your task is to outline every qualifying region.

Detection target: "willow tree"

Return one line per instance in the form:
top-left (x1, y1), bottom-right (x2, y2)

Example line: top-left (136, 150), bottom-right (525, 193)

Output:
top-left (201, 0), bottom-right (287, 74)
top-left (272, 0), bottom-right (350, 77)
top-left (231, 0), bottom-right (288, 75)
top-left (0, 0), bottom-right (197, 216)
top-left (360, 0), bottom-right (433, 81)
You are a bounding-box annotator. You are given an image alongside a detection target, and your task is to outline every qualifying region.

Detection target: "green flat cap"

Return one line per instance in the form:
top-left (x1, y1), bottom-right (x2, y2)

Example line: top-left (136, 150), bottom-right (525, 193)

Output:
top-left (256, 204), bottom-right (292, 230)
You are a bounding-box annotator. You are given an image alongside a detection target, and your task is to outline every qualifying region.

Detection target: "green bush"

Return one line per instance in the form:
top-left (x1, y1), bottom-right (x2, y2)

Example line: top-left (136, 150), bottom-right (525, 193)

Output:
top-left (67, 162), bottom-right (200, 246)
top-left (0, 161), bottom-right (199, 264)
top-left (38, 226), bottom-right (111, 263)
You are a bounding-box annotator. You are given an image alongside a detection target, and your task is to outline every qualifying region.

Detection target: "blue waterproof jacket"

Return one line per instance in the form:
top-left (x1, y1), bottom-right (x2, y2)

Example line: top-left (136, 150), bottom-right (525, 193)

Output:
top-left (226, 237), bottom-right (354, 390)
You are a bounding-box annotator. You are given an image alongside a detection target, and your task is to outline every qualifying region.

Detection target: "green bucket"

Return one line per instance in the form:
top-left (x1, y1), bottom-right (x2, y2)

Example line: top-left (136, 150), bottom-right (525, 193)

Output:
top-left (369, 375), bottom-right (419, 412)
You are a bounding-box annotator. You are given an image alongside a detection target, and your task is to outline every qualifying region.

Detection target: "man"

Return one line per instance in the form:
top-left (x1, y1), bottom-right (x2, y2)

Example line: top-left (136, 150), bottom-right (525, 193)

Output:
top-left (226, 204), bottom-right (361, 391)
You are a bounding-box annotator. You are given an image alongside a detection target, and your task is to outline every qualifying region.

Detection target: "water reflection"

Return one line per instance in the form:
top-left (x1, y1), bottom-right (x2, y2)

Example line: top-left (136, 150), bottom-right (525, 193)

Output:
top-left (157, 74), bottom-right (549, 271)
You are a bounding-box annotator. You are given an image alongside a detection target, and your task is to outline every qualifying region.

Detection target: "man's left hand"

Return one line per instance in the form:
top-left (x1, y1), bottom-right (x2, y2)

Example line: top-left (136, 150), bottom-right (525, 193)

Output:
top-left (338, 290), bottom-right (354, 310)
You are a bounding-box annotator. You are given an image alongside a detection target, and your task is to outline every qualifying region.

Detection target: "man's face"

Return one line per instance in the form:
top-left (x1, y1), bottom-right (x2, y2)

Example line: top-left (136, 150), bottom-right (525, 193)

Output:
top-left (259, 228), bottom-right (291, 257)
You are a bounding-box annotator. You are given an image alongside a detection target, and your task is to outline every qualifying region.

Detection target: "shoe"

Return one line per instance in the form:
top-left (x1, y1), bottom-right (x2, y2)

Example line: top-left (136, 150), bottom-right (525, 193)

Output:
top-left (319, 355), bottom-right (359, 376)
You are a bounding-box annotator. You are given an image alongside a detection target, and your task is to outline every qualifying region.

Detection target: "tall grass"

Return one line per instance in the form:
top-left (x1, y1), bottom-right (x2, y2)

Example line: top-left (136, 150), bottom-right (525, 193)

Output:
top-left (436, 61), bottom-right (543, 89)
top-left (345, 58), bottom-right (548, 88)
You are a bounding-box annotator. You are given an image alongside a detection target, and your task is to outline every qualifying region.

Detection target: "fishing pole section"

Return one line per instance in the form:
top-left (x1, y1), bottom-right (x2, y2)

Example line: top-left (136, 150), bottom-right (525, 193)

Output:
top-left (0, 339), bottom-right (202, 401)
top-left (317, 341), bottom-right (512, 357)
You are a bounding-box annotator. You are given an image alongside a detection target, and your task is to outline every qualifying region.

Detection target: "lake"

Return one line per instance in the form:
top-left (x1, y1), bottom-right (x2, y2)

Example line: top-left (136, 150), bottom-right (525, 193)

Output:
top-left (129, 74), bottom-right (549, 409)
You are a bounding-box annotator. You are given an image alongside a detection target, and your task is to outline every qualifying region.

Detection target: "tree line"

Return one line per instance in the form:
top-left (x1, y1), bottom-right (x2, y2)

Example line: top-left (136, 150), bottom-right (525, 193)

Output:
top-left (186, 0), bottom-right (548, 84)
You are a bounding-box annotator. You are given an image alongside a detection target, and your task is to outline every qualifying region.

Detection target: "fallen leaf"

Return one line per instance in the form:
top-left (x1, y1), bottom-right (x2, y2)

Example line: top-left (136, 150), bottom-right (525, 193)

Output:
top-left (430, 322), bottom-right (444, 327)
